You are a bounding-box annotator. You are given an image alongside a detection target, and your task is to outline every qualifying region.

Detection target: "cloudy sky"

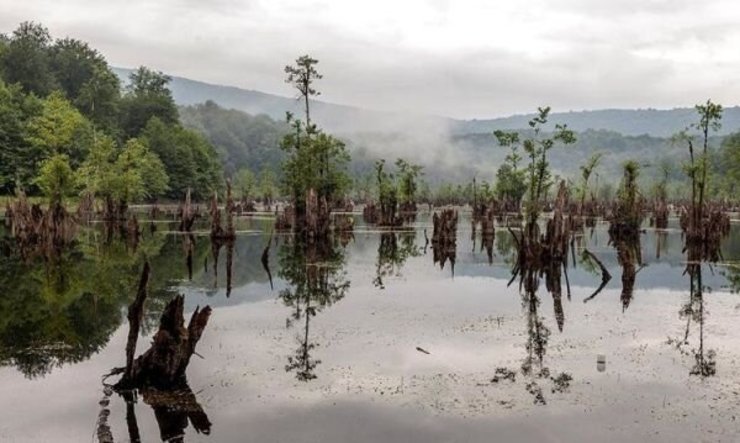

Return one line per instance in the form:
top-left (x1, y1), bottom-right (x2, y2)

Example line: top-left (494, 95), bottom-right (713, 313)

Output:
top-left (1, 0), bottom-right (739, 118)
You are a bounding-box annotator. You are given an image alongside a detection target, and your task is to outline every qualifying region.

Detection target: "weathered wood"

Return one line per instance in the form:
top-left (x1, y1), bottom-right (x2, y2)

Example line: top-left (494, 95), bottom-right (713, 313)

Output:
top-left (115, 295), bottom-right (211, 390)
top-left (125, 262), bottom-right (150, 381)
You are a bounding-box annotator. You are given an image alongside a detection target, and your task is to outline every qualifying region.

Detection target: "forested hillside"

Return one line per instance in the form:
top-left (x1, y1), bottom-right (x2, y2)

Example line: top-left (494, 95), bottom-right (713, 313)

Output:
top-left (0, 22), bottom-right (222, 200)
top-left (179, 101), bottom-right (287, 177)
top-left (115, 67), bottom-right (740, 138)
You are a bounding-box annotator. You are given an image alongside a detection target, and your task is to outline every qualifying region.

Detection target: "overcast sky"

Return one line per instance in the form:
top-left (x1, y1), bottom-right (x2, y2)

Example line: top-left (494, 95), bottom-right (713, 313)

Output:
top-left (1, 0), bottom-right (739, 118)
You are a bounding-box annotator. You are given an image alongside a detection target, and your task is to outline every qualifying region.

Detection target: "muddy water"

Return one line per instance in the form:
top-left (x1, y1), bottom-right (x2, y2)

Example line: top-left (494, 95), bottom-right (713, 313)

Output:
top-left (1, 213), bottom-right (740, 442)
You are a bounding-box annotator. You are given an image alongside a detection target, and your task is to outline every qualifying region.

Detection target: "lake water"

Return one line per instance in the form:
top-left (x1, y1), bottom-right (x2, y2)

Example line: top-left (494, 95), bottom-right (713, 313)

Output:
top-left (1, 212), bottom-right (740, 442)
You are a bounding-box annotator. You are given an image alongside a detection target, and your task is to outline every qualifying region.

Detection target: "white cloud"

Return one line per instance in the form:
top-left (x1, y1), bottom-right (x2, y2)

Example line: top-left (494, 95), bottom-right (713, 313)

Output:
top-left (1, 0), bottom-right (739, 118)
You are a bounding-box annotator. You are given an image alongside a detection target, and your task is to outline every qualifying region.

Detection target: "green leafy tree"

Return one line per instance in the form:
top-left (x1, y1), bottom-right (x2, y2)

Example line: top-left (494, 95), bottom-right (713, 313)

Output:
top-left (494, 130), bottom-right (527, 208)
top-left (614, 160), bottom-right (642, 229)
top-left (119, 67), bottom-right (179, 138)
top-left (140, 117), bottom-right (221, 199)
top-left (395, 158), bottom-right (423, 205)
top-left (26, 91), bottom-right (91, 161)
top-left (34, 153), bottom-right (77, 206)
top-left (179, 101), bottom-right (287, 177)
top-left (494, 163), bottom-right (527, 207)
top-left (281, 55), bottom-right (350, 224)
top-left (284, 55), bottom-right (321, 129)
top-left (717, 132), bottom-right (740, 197)
top-left (235, 168), bottom-right (257, 201)
top-left (258, 168), bottom-right (278, 204)
top-left (577, 152), bottom-right (603, 212)
top-left (73, 64), bottom-right (121, 134)
top-left (0, 79), bottom-right (41, 192)
top-left (495, 107), bottom-right (576, 228)
top-left (674, 100), bottom-right (722, 227)
top-left (116, 138), bottom-right (169, 200)
top-left (78, 134), bottom-right (168, 210)
top-left (0, 22), bottom-right (56, 96)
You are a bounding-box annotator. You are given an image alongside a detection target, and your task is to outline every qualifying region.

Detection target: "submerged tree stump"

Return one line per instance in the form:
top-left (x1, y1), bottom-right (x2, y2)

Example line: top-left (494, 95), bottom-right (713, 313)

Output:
top-left (7, 189), bottom-right (77, 257)
top-left (177, 188), bottom-right (197, 232)
top-left (305, 188), bottom-right (331, 240)
top-left (113, 263), bottom-right (212, 391)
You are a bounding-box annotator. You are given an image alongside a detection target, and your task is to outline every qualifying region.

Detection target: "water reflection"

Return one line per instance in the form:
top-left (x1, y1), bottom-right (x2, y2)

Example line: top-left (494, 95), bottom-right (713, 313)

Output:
top-left (279, 236), bottom-right (350, 381)
top-left (0, 224), bottom-right (207, 378)
top-left (373, 231), bottom-right (421, 289)
top-left (97, 384), bottom-right (211, 443)
top-left (670, 248), bottom-right (718, 377)
top-left (495, 260), bottom-right (573, 405)
top-left (210, 238), bottom-right (235, 296)
top-left (609, 231), bottom-right (644, 311)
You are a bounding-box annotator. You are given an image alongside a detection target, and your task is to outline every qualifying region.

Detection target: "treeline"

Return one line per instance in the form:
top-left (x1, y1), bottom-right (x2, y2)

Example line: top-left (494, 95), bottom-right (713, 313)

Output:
top-left (0, 22), bottom-right (222, 203)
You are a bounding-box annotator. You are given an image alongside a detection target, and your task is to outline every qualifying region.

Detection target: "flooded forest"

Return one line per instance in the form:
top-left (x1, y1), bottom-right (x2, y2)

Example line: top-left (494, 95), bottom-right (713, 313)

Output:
top-left (1, 21), bottom-right (740, 443)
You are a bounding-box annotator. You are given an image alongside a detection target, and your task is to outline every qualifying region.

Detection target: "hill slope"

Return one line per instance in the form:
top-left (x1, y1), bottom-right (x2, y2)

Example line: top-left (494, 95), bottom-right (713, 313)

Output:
top-left (114, 67), bottom-right (740, 137)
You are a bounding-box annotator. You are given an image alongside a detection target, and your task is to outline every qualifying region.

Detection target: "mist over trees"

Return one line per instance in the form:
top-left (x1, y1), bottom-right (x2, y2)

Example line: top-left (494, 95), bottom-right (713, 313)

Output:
top-left (1, 20), bottom-right (740, 204)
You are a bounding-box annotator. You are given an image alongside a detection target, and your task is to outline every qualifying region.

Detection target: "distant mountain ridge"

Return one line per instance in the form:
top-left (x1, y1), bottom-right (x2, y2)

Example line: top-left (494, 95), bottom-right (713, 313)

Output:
top-left (114, 67), bottom-right (740, 137)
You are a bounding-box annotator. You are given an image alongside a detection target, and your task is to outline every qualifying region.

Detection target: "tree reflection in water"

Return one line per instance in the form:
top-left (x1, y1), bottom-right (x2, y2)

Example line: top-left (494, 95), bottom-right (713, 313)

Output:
top-left (373, 230), bottom-right (420, 289)
top-left (210, 237), bottom-right (235, 296)
top-left (611, 232), bottom-right (643, 312)
top-left (0, 221), bottom-right (209, 379)
top-left (278, 235), bottom-right (350, 381)
top-left (670, 246), bottom-right (717, 377)
top-left (495, 252), bottom-right (573, 405)
top-left (97, 384), bottom-right (211, 443)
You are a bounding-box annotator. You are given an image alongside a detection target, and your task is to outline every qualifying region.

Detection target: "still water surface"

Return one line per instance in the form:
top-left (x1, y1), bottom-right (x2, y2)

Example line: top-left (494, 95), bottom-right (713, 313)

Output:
top-left (1, 212), bottom-right (740, 442)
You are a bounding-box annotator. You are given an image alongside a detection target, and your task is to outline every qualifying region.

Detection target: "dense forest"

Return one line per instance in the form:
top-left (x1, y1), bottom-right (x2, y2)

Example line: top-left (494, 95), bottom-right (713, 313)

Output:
top-left (0, 22), bottom-right (221, 201)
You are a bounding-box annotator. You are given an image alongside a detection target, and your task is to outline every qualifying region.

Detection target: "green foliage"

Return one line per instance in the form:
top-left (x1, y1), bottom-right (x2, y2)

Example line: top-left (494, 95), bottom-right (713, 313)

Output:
top-left (615, 160), bottom-right (642, 227)
top-left (395, 158), bottom-right (424, 204)
top-left (716, 132), bottom-right (740, 197)
top-left (282, 127), bottom-right (350, 202)
top-left (375, 159), bottom-right (397, 207)
top-left (26, 91), bottom-right (91, 163)
top-left (494, 163), bottom-right (527, 205)
top-left (577, 152), bottom-right (603, 205)
top-left (674, 99), bottom-right (723, 224)
top-left (78, 134), bottom-right (168, 205)
top-left (34, 153), bottom-right (77, 205)
top-left (179, 100), bottom-right (287, 177)
top-left (495, 107), bottom-right (576, 222)
top-left (119, 66), bottom-right (179, 139)
top-left (235, 168), bottom-right (257, 200)
top-left (258, 168), bottom-right (278, 202)
top-left (0, 79), bottom-right (41, 192)
top-left (0, 22), bottom-right (56, 96)
top-left (284, 55), bottom-right (322, 127)
top-left (117, 138), bottom-right (169, 200)
top-left (140, 117), bottom-right (221, 199)
top-left (650, 160), bottom-right (672, 200)
top-left (281, 56), bottom-right (350, 212)
top-left (0, 22), bottom-right (225, 202)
